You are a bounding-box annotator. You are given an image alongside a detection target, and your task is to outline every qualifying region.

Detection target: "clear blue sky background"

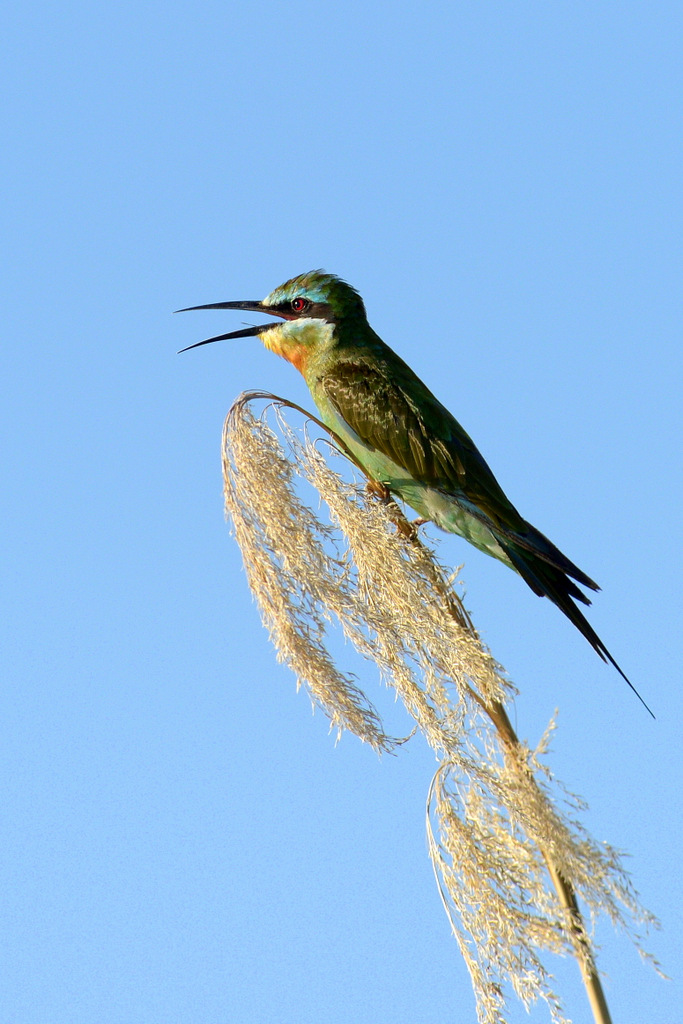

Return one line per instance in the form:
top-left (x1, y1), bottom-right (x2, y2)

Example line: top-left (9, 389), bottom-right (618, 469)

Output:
top-left (2, 3), bottom-right (681, 1022)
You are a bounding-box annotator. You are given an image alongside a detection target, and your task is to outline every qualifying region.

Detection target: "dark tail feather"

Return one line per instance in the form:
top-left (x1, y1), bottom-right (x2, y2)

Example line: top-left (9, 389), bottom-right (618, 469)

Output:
top-left (501, 541), bottom-right (654, 718)
top-left (511, 522), bottom-right (601, 594)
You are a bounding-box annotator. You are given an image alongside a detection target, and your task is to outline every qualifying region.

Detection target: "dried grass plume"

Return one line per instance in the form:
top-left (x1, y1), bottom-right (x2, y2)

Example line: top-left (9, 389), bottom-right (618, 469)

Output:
top-left (221, 391), bottom-right (659, 1024)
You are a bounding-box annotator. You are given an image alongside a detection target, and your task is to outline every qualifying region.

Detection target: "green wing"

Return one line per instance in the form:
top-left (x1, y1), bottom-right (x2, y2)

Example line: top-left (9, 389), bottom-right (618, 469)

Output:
top-left (317, 352), bottom-right (598, 592)
top-left (317, 354), bottom-right (525, 531)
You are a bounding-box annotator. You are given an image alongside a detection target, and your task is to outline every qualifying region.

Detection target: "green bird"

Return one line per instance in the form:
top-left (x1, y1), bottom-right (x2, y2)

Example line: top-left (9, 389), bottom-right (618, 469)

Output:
top-left (179, 270), bottom-right (650, 714)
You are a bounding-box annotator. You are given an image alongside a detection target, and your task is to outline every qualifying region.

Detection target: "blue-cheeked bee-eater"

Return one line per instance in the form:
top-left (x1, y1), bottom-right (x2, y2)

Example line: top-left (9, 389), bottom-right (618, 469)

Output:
top-left (179, 270), bottom-right (651, 715)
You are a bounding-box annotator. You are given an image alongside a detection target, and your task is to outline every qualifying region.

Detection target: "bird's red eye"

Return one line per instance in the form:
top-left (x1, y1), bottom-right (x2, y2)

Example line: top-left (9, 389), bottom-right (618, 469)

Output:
top-left (291, 297), bottom-right (307, 312)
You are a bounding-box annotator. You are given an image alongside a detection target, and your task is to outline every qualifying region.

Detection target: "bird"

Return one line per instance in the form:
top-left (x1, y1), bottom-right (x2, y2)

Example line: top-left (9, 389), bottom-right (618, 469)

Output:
top-left (178, 270), bottom-right (651, 714)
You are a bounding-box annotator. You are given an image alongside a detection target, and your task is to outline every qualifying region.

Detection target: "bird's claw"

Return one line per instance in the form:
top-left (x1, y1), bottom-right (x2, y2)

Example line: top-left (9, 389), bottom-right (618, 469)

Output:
top-left (365, 479), bottom-right (391, 503)
top-left (365, 480), bottom-right (420, 540)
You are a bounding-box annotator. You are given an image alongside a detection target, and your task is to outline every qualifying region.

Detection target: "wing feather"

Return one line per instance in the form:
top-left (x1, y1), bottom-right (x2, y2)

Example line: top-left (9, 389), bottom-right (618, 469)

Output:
top-left (318, 358), bottom-right (519, 527)
top-left (317, 356), bottom-right (598, 591)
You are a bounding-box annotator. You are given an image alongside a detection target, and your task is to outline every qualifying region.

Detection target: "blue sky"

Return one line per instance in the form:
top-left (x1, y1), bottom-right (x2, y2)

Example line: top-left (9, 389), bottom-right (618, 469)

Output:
top-left (1, 2), bottom-right (681, 1022)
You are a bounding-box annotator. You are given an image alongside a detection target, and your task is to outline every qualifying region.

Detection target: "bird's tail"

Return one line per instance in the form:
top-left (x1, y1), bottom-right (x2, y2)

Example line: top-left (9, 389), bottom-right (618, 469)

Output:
top-left (500, 538), bottom-right (654, 718)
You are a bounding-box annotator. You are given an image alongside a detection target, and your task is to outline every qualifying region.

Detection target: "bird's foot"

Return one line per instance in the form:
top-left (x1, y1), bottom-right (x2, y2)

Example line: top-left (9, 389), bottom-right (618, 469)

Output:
top-left (365, 480), bottom-right (419, 540)
top-left (365, 479), bottom-right (391, 502)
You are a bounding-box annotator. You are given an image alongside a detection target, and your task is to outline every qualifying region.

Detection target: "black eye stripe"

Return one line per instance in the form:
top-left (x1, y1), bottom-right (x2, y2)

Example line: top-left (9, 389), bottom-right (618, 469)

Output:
top-left (272, 298), bottom-right (335, 320)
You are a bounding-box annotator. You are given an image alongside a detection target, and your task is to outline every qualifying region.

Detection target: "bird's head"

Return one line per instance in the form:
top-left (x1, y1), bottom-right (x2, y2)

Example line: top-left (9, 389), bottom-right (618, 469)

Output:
top-left (177, 270), bottom-right (366, 374)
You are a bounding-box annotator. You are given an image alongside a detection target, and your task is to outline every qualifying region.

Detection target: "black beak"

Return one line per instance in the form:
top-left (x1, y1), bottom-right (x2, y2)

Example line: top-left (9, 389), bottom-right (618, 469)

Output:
top-left (175, 300), bottom-right (283, 354)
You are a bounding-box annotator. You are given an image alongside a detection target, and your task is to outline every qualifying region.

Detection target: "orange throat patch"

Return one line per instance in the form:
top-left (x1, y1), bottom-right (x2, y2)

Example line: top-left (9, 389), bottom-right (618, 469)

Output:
top-left (261, 322), bottom-right (324, 376)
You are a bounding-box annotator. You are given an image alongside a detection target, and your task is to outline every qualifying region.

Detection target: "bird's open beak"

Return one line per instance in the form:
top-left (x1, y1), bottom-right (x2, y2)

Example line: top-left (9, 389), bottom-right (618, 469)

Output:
top-left (175, 300), bottom-right (284, 353)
